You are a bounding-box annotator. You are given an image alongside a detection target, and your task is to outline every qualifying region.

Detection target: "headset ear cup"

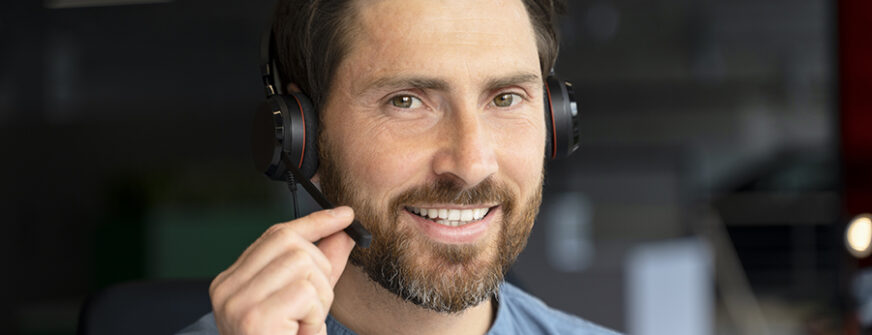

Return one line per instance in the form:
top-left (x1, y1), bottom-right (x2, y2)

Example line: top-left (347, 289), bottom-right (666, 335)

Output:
top-left (544, 75), bottom-right (581, 159)
top-left (276, 93), bottom-right (319, 179)
top-left (251, 93), bottom-right (319, 181)
top-left (290, 92), bottom-right (320, 179)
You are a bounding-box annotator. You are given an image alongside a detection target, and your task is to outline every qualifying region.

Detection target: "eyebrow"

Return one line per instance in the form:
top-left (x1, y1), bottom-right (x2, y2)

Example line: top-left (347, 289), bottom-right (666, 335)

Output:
top-left (361, 76), bottom-right (450, 94)
top-left (482, 72), bottom-right (542, 93)
top-left (359, 72), bottom-right (542, 95)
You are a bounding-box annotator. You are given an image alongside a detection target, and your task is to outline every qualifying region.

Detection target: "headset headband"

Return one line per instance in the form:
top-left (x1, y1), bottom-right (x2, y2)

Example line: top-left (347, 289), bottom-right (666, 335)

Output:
top-left (260, 29), bottom-right (282, 98)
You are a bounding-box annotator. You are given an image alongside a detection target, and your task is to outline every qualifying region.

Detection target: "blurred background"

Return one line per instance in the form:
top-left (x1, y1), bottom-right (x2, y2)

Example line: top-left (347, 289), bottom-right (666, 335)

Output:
top-left (1, 0), bottom-right (869, 334)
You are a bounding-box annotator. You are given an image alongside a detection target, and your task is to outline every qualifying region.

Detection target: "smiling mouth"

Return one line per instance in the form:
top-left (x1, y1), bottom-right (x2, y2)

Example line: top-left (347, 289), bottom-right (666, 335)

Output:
top-left (404, 205), bottom-right (495, 227)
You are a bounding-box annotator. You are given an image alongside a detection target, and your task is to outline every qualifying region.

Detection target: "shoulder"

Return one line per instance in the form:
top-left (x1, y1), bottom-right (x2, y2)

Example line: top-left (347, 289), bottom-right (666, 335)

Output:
top-left (175, 312), bottom-right (218, 335)
top-left (490, 282), bottom-right (622, 335)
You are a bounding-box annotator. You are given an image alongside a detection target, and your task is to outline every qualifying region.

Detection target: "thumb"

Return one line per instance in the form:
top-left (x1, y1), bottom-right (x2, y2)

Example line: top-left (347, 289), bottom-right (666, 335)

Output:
top-left (318, 229), bottom-right (357, 286)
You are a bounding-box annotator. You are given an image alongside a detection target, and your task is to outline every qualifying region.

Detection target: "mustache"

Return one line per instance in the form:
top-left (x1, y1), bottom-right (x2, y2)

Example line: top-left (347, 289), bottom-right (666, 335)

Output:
top-left (389, 177), bottom-right (514, 209)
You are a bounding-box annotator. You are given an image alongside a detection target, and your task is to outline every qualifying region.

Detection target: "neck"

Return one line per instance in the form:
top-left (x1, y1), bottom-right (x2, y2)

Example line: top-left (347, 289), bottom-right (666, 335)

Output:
top-left (331, 264), bottom-right (496, 335)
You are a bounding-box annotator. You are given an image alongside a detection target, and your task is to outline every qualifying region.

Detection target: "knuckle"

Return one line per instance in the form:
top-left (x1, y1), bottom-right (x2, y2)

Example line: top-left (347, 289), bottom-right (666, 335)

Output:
top-left (210, 270), bottom-right (230, 289)
top-left (222, 295), bottom-right (246, 319)
top-left (209, 278), bottom-right (229, 307)
top-left (294, 250), bottom-right (316, 267)
top-left (275, 225), bottom-right (307, 246)
top-left (315, 299), bottom-right (330, 322)
top-left (272, 225), bottom-right (294, 239)
top-left (298, 280), bottom-right (317, 298)
top-left (209, 286), bottom-right (222, 305)
top-left (264, 222), bottom-right (285, 236)
top-left (287, 322), bottom-right (300, 334)
top-left (208, 275), bottom-right (221, 297)
top-left (323, 288), bottom-right (335, 305)
top-left (276, 257), bottom-right (299, 272)
top-left (237, 308), bottom-right (260, 333)
top-left (279, 250), bottom-right (312, 270)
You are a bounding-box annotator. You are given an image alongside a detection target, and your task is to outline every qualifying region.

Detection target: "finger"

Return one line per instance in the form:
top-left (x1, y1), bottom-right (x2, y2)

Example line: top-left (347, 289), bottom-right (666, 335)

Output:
top-left (210, 208), bottom-right (353, 305)
top-left (224, 207), bottom-right (352, 276)
top-left (225, 207), bottom-right (352, 276)
top-left (235, 250), bottom-right (334, 309)
top-left (297, 306), bottom-right (328, 335)
top-left (286, 206), bottom-right (355, 242)
top-left (220, 231), bottom-right (332, 291)
top-left (260, 280), bottom-right (327, 334)
top-left (317, 230), bottom-right (357, 286)
top-left (307, 269), bottom-right (334, 318)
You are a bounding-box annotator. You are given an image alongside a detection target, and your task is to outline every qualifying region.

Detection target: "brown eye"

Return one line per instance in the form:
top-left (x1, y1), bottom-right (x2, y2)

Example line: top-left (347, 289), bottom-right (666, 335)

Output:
top-left (390, 95), bottom-right (422, 109)
top-left (493, 93), bottom-right (521, 107)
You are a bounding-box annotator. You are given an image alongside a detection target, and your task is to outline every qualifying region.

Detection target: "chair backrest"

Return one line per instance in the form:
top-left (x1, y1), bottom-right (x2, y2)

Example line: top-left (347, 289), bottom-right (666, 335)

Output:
top-left (77, 279), bottom-right (213, 335)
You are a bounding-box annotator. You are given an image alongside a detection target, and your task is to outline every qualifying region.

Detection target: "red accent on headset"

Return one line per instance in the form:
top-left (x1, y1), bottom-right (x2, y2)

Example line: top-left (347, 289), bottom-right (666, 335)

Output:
top-left (291, 95), bottom-right (306, 169)
top-left (544, 83), bottom-right (557, 159)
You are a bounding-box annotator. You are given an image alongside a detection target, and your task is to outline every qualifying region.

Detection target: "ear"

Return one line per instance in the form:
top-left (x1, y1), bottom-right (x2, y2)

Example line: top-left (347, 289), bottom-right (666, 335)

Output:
top-left (286, 83), bottom-right (301, 93)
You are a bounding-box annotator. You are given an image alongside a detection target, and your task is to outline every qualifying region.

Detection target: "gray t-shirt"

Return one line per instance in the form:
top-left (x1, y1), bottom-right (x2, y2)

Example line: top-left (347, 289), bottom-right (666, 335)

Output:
top-left (177, 282), bottom-right (620, 334)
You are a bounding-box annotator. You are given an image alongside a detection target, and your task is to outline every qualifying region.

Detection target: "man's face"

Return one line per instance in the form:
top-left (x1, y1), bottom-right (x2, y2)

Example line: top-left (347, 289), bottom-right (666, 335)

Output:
top-left (318, 0), bottom-right (545, 312)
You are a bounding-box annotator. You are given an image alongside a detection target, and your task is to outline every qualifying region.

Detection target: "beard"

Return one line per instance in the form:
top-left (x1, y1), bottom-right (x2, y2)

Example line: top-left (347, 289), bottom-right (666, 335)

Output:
top-left (318, 139), bottom-right (543, 313)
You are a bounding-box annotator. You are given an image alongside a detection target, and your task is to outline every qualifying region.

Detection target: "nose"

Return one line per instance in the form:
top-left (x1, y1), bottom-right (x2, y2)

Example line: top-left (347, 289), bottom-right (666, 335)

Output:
top-left (431, 104), bottom-right (499, 187)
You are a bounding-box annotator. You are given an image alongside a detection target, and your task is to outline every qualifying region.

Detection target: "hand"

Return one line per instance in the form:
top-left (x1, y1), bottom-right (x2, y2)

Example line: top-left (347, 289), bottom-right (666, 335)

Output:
top-left (209, 207), bottom-right (357, 335)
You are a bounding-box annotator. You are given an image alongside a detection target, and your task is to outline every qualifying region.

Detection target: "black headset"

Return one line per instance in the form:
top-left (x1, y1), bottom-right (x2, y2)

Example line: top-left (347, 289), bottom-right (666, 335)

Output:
top-left (251, 29), bottom-right (581, 247)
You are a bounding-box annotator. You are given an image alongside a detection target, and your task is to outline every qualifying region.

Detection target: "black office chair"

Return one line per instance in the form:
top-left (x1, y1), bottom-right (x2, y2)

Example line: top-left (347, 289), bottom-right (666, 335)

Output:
top-left (77, 279), bottom-right (213, 335)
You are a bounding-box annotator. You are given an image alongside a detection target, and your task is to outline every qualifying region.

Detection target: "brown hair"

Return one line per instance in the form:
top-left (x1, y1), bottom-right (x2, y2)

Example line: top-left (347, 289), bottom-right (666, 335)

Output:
top-left (272, 0), bottom-right (565, 110)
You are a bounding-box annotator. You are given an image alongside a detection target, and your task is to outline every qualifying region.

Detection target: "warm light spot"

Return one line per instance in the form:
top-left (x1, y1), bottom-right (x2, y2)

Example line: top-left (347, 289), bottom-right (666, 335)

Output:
top-left (846, 214), bottom-right (872, 258)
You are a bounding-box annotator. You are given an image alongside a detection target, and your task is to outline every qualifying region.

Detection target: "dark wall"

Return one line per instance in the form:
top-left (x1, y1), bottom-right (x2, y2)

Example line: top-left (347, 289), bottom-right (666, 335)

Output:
top-left (2, 1), bottom-right (279, 334)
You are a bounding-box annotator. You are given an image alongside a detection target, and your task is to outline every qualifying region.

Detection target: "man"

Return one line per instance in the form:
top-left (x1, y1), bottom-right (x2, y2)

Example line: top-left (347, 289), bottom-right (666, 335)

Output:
top-left (180, 0), bottom-right (619, 334)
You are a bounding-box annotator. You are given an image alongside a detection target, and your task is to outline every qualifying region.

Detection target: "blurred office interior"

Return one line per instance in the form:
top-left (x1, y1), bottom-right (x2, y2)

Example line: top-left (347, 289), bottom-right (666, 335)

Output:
top-left (1, 0), bottom-right (869, 334)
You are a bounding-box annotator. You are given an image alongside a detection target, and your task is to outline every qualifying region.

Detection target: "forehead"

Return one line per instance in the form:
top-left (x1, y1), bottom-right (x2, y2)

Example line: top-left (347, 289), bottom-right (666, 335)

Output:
top-left (341, 0), bottom-right (540, 91)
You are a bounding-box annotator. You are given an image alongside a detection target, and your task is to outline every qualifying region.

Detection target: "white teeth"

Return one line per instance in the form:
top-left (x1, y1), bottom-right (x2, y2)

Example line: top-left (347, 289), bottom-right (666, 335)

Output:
top-left (460, 209), bottom-right (473, 221)
top-left (407, 206), bottom-right (492, 226)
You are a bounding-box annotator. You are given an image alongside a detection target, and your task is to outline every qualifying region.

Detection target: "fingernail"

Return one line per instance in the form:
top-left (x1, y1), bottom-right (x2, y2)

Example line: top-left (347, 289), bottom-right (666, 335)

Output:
top-left (327, 206), bottom-right (352, 217)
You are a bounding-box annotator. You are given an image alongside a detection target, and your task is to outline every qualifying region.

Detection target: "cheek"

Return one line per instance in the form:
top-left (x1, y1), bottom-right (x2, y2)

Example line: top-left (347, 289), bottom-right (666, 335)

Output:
top-left (492, 118), bottom-right (546, 192)
top-left (332, 121), bottom-right (432, 203)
